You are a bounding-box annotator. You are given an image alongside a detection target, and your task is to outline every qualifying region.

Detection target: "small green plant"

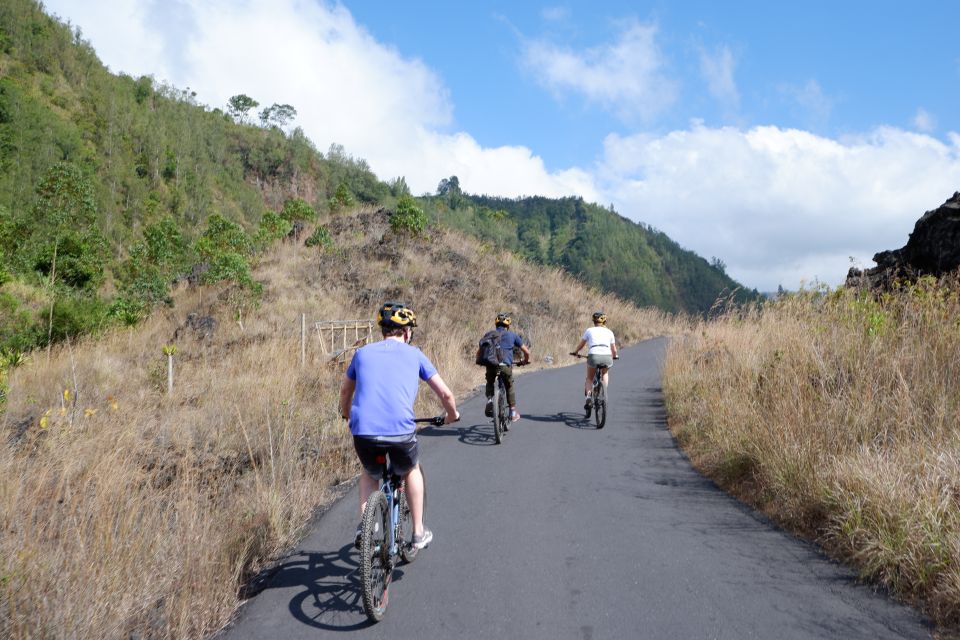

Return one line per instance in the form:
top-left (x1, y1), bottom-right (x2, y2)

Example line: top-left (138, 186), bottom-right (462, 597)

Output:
top-left (304, 226), bottom-right (332, 249)
top-left (390, 195), bottom-right (427, 235)
top-left (329, 183), bottom-right (354, 211)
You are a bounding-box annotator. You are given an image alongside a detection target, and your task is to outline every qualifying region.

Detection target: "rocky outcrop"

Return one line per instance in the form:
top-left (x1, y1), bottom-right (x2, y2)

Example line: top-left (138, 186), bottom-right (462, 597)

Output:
top-left (846, 192), bottom-right (960, 290)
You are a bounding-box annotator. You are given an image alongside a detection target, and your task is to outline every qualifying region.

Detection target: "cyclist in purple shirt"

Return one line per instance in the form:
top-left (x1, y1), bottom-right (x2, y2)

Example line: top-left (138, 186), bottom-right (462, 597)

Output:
top-left (339, 302), bottom-right (459, 550)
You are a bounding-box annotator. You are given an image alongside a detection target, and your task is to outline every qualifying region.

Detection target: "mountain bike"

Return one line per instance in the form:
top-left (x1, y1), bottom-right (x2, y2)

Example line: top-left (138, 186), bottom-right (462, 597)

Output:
top-left (359, 416), bottom-right (443, 622)
top-left (490, 362), bottom-right (527, 445)
top-left (571, 354), bottom-right (616, 429)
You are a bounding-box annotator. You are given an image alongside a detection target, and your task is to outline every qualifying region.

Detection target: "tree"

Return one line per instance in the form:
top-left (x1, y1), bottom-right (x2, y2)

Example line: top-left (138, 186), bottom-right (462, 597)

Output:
top-left (227, 94), bottom-right (259, 123)
top-left (389, 176), bottom-right (410, 197)
top-left (26, 163), bottom-right (108, 349)
top-left (280, 198), bottom-right (316, 222)
top-left (329, 183), bottom-right (354, 211)
top-left (390, 195), bottom-right (427, 235)
top-left (258, 103), bottom-right (297, 129)
top-left (437, 175), bottom-right (461, 196)
top-left (255, 211), bottom-right (292, 249)
top-left (195, 214), bottom-right (253, 259)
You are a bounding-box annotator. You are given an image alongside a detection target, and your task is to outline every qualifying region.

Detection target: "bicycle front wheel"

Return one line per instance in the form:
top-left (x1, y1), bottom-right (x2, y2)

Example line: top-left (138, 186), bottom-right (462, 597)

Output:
top-left (398, 465), bottom-right (425, 564)
top-left (594, 382), bottom-right (607, 429)
top-left (360, 491), bottom-right (391, 622)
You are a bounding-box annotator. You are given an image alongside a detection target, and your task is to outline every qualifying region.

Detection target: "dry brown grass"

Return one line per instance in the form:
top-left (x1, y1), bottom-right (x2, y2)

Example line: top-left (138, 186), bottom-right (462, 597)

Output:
top-left (0, 205), bottom-right (681, 638)
top-left (663, 277), bottom-right (960, 626)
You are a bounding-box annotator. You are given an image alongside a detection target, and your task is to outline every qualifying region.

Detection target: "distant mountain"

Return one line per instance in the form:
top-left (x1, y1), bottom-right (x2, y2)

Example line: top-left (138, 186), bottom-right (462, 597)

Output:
top-left (421, 181), bottom-right (759, 314)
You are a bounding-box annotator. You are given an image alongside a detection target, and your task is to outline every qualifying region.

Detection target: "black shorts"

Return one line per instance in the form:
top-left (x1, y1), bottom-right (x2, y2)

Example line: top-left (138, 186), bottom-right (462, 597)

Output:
top-left (353, 435), bottom-right (420, 477)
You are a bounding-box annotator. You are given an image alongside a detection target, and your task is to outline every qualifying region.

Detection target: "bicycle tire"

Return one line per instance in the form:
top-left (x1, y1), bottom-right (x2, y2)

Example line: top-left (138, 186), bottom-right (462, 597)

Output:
top-left (360, 491), bottom-right (391, 622)
top-left (492, 376), bottom-right (504, 444)
top-left (594, 380), bottom-right (607, 429)
top-left (498, 375), bottom-right (510, 433)
top-left (398, 465), bottom-right (425, 564)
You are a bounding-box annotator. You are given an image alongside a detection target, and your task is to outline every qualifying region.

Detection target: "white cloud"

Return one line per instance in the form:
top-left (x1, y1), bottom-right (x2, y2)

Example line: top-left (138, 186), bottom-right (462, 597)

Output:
top-left (520, 19), bottom-right (677, 122)
top-left (779, 79), bottom-right (833, 128)
top-left (43, 0), bottom-right (593, 200)
top-left (541, 6), bottom-right (570, 22)
top-left (699, 44), bottom-right (739, 113)
top-left (913, 108), bottom-right (936, 132)
top-left (599, 124), bottom-right (960, 291)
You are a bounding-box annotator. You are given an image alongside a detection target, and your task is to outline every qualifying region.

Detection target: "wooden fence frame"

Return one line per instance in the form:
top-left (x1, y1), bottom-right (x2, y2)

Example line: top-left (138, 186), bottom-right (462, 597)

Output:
top-left (300, 315), bottom-right (375, 366)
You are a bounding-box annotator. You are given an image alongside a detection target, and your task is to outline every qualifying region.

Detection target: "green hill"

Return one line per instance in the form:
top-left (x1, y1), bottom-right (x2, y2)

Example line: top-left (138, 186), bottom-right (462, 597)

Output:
top-left (0, 0), bottom-right (396, 354)
top-left (0, 0), bottom-right (753, 361)
top-left (423, 180), bottom-right (759, 313)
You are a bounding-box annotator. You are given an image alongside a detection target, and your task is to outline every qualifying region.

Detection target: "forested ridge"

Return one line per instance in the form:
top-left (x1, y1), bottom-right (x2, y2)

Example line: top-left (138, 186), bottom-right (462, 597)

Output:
top-left (424, 178), bottom-right (759, 313)
top-left (0, 0), bottom-right (753, 366)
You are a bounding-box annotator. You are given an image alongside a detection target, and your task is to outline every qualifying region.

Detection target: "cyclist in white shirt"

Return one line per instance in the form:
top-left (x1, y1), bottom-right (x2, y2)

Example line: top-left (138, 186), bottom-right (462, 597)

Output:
top-left (571, 311), bottom-right (619, 411)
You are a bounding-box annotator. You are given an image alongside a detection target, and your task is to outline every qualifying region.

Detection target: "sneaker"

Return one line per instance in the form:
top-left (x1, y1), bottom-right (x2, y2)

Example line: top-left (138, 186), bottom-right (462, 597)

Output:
top-left (510, 409), bottom-right (520, 423)
top-left (484, 399), bottom-right (493, 418)
top-left (354, 524), bottom-right (362, 549)
top-left (411, 528), bottom-right (433, 550)
top-left (584, 397), bottom-right (593, 410)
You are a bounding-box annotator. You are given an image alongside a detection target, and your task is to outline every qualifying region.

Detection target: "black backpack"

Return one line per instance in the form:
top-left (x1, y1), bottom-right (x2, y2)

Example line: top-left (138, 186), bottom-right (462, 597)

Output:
top-left (475, 329), bottom-right (505, 367)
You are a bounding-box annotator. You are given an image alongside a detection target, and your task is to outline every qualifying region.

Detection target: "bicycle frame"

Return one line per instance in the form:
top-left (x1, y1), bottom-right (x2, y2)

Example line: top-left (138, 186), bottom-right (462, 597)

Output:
top-left (375, 464), bottom-right (401, 557)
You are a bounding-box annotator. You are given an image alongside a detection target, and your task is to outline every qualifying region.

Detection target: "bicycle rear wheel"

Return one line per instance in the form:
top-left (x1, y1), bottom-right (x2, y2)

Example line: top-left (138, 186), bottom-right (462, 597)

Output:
top-left (398, 465), bottom-right (425, 564)
top-left (594, 381), bottom-right (607, 429)
top-left (360, 491), bottom-right (391, 622)
top-left (498, 376), bottom-right (510, 433)
top-left (492, 377), bottom-right (504, 444)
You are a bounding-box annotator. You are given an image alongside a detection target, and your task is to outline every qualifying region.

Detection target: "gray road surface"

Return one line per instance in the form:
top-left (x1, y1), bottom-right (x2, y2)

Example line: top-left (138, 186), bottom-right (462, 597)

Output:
top-left (219, 338), bottom-right (931, 639)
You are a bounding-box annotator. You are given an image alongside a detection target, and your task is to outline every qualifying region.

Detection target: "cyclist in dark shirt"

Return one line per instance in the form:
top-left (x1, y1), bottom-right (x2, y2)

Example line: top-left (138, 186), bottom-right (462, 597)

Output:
top-left (477, 313), bottom-right (530, 422)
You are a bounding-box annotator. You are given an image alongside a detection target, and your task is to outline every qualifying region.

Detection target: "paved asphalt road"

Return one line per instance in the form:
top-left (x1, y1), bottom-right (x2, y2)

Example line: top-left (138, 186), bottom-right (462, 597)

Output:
top-left (220, 338), bottom-right (931, 639)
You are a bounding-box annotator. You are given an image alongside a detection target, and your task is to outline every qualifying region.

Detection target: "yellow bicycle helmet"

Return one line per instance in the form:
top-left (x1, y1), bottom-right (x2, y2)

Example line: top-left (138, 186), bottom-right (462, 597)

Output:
top-left (378, 301), bottom-right (418, 329)
top-left (495, 312), bottom-right (511, 328)
top-left (592, 311), bottom-right (607, 325)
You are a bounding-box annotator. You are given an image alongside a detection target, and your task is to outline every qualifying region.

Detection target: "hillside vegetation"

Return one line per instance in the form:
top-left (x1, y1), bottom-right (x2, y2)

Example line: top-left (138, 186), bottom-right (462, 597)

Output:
top-left (663, 278), bottom-right (960, 626)
top-left (423, 180), bottom-right (759, 314)
top-left (0, 0), bottom-right (751, 373)
top-left (0, 205), bottom-right (682, 638)
top-left (0, 0), bottom-right (401, 357)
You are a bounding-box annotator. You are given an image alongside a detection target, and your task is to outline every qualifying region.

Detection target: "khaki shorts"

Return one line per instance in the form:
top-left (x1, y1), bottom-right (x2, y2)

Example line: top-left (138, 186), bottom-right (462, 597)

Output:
top-left (587, 354), bottom-right (613, 368)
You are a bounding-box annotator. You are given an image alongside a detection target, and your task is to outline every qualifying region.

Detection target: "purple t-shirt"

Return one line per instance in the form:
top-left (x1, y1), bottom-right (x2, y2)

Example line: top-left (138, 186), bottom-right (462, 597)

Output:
top-left (346, 339), bottom-right (438, 437)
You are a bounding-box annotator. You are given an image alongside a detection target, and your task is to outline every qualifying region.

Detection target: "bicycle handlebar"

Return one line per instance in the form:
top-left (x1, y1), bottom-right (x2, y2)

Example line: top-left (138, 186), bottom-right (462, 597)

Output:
top-left (570, 352), bottom-right (619, 360)
top-left (414, 415), bottom-right (460, 427)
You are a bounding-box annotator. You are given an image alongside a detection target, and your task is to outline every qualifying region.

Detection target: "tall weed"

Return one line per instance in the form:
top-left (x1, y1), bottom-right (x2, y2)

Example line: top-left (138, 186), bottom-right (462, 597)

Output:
top-left (664, 277), bottom-right (960, 624)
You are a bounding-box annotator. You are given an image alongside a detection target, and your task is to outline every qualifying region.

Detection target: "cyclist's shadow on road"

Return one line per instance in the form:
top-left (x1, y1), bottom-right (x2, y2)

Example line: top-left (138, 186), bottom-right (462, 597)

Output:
top-left (418, 423), bottom-right (498, 446)
top-left (523, 412), bottom-right (593, 430)
top-left (250, 543), bottom-right (410, 631)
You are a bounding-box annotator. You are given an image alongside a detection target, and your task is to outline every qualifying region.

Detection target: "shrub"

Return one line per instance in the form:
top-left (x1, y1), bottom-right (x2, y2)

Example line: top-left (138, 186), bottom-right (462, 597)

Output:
top-left (280, 198), bottom-right (317, 222)
top-left (390, 195), bottom-right (427, 235)
top-left (304, 226), bottom-right (332, 249)
top-left (328, 183), bottom-right (353, 211)
top-left (255, 211), bottom-right (292, 250)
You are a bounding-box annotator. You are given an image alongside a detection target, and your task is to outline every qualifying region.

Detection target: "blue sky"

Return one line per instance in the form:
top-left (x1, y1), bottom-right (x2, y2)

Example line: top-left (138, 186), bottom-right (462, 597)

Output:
top-left (348, 1), bottom-right (958, 168)
top-left (42, 1), bottom-right (960, 291)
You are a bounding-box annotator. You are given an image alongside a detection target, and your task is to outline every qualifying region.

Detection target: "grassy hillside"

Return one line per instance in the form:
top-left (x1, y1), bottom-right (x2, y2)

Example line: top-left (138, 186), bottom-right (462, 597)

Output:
top-left (0, 0), bottom-right (399, 356)
top-left (422, 184), bottom-right (760, 314)
top-left (663, 278), bottom-right (960, 626)
top-left (0, 206), bottom-right (683, 638)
